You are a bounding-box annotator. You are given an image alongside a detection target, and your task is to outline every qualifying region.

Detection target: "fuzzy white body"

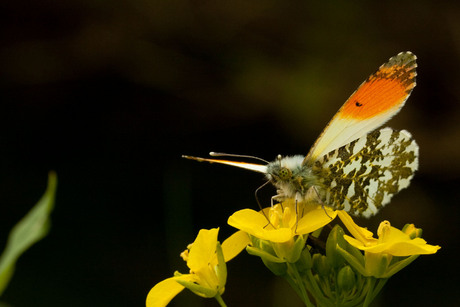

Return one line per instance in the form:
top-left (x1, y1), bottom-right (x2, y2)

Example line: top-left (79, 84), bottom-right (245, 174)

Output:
top-left (266, 155), bottom-right (319, 203)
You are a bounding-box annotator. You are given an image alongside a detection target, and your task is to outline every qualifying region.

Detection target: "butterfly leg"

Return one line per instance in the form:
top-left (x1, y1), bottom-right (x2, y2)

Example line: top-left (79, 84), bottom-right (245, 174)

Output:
top-left (304, 186), bottom-right (333, 219)
top-left (271, 191), bottom-right (286, 209)
top-left (294, 192), bottom-right (302, 232)
top-left (311, 186), bottom-right (333, 219)
top-left (262, 194), bottom-right (284, 228)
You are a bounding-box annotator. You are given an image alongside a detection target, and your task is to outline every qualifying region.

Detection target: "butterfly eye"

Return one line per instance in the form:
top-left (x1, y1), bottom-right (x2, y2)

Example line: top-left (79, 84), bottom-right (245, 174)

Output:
top-left (278, 167), bottom-right (292, 180)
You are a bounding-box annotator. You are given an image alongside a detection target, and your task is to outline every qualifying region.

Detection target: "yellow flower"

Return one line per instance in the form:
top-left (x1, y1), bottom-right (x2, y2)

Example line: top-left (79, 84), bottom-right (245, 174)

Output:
top-left (228, 199), bottom-right (337, 243)
top-left (338, 211), bottom-right (440, 256)
top-left (228, 200), bottom-right (336, 263)
top-left (337, 211), bottom-right (441, 278)
top-left (146, 228), bottom-right (250, 307)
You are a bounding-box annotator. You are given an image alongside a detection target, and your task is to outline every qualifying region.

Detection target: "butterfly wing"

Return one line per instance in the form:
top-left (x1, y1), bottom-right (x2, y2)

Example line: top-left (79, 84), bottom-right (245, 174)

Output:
top-left (311, 128), bottom-right (419, 217)
top-left (304, 52), bottom-right (417, 165)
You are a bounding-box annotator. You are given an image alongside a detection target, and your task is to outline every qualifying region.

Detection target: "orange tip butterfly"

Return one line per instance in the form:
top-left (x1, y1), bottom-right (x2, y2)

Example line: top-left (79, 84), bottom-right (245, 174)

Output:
top-left (184, 52), bottom-right (419, 217)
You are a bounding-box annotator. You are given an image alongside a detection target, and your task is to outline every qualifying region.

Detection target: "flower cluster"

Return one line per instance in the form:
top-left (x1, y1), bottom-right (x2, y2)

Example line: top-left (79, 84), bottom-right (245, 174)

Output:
top-left (147, 199), bottom-right (440, 306)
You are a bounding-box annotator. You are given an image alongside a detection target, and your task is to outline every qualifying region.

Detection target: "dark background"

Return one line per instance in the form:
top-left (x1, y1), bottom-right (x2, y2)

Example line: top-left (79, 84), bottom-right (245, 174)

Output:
top-left (0, 1), bottom-right (459, 306)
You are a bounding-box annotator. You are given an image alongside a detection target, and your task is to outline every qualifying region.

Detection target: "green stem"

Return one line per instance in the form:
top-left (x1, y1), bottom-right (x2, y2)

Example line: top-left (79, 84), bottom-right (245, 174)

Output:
top-left (287, 263), bottom-right (315, 307)
top-left (304, 270), bottom-right (334, 307)
top-left (352, 275), bottom-right (370, 305)
top-left (362, 277), bottom-right (376, 307)
top-left (214, 293), bottom-right (227, 307)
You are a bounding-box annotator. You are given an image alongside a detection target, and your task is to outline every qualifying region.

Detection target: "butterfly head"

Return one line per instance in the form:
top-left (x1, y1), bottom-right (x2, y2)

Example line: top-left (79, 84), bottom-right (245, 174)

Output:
top-left (266, 155), bottom-right (304, 178)
top-left (265, 155), bottom-right (319, 200)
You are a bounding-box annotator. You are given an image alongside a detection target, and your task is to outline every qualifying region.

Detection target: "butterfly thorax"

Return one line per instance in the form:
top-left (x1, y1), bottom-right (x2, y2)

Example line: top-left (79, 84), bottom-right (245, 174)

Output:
top-left (266, 155), bottom-right (320, 201)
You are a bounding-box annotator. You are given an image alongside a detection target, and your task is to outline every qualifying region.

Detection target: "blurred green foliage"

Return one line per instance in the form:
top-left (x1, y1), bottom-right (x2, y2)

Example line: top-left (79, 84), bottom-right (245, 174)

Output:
top-left (0, 172), bottom-right (57, 296)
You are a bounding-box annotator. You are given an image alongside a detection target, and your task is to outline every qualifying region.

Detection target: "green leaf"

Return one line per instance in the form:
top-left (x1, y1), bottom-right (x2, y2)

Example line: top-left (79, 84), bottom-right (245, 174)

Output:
top-left (0, 172), bottom-right (57, 296)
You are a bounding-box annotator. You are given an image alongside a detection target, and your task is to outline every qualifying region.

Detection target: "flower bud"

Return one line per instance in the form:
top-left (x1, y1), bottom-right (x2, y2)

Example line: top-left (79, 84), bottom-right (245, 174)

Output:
top-left (312, 253), bottom-right (330, 276)
top-left (326, 225), bottom-right (347, 269)
top-left (337, 265), bottom-right (356, 292)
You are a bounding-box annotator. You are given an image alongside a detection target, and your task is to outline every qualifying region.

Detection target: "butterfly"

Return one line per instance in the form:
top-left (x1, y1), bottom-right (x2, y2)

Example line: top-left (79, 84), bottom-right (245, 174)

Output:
top-left (184, 52), bottom-right (419, 217)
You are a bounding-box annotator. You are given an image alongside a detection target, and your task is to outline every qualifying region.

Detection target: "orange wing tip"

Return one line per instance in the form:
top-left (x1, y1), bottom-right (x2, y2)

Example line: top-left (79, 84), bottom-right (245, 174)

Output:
top-left (338, 52), bottom-right (417, 121)
top-left (386, 51), bottom-right (417, 68)
top-left (375, 51), bottom-right (417, 90)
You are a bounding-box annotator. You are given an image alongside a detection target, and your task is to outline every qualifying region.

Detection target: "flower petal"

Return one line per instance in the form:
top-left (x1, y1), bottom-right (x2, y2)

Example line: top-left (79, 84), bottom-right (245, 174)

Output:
top-left (344, 234), bottom-right (441, 256)
top-left (228, 209), bottom-right (293, 242)
top-left (296, 206), bottom-right (337, 234)
top-left (221, 231), bottom-right (251, 262)
top-left (146, 275), bottom-right (194, 307)
top-left (187, 228), bottom-right (219, 271)
top-left (384, 226), bottom-right (412, 243)
top-left (364, 238), bottom-right (440, 256)
top-left (228, 209), bottom-right (268, 231)
top-left (343, 235), bottom-right (367, 249)
top-left (338, 211), bottom-right (377, 245)
top-left (259, 228), bottom-right (296, 242)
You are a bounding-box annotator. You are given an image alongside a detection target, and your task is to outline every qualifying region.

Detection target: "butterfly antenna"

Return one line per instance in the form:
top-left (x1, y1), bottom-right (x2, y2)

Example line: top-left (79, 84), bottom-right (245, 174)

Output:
top-left (277, 154), bottom-right (283, 166)
top-left (210, 152), bottom-right (269, 164)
